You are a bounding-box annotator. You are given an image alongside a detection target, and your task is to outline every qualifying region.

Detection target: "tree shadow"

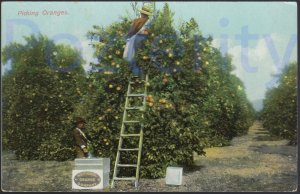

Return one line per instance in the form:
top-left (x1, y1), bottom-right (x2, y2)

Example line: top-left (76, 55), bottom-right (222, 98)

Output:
top-left (255, 131), bottom-right (269, 135)
top-left (256, 127), bottom-right (266, 131)
top-left (249, 144), bottom-right (297, 157)
top-left (183, 165), bottom-right (205, 174)
top-left (253, 135), bottom-right (282, 141)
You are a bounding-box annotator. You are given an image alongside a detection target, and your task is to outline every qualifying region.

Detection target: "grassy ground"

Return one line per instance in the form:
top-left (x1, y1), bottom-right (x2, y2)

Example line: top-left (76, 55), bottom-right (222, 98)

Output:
top-left (1, 121), bottom-right (298, 192)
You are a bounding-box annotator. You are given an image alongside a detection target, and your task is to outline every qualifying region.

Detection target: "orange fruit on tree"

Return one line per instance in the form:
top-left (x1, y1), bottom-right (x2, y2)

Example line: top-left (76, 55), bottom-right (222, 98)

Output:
top-left (163, 78), bottom-right (168, 84)
top-left (146, 95), bottom-right (153, 102)
top-left (159, 98), bottom-right (167, 104)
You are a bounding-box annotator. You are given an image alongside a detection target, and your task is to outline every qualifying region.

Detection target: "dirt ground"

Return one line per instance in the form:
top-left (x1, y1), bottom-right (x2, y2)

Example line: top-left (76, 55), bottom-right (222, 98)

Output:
top-left (1, 121), bottom-right (298, 192)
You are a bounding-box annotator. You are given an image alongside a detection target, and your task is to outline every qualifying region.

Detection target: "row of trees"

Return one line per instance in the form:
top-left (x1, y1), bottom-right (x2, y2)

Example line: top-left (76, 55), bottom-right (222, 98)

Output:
top-left (2, 3), bottom-right (255, 178)
top-left (259, 62), bottom-right (297, 145)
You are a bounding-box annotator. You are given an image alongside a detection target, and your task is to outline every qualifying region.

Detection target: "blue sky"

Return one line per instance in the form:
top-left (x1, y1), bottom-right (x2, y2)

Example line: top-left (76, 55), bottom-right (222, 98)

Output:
top-left (1, 1), bottom-right (297, 110)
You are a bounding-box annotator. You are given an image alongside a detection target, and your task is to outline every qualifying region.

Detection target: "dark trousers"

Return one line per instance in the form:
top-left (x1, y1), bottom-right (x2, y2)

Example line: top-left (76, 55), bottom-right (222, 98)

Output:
top-left (75, 146), bottom-right (87, 158)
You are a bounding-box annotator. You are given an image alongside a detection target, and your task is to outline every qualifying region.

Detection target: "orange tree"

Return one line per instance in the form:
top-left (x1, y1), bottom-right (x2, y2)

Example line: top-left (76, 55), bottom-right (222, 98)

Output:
top-left (84, 3), bottom-right (254, 178)
top-left (260, 62), bottom-right (297, 145)
top-left (2, 34), bottom-right (86, 160)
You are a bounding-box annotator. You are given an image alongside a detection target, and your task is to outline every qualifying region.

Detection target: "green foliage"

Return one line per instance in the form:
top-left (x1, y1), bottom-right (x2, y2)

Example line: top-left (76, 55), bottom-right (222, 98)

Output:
top-left (84, 3), bottom-right (254, 178)
top-left (2, 34), bottom-right (86, 160)
top-left (260, 62), bottom-right (297, 144)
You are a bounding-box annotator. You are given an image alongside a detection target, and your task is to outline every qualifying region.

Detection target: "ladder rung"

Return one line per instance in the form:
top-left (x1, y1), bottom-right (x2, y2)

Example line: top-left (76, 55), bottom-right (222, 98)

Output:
top-left (126, 106), bottom-right (144, 110)
top-left (127, 94), bottom-right (145, 97)
top-left (123, 120), bottom-right (140, 123)
top-left (114, 177), bottom-right (136, 181)
top-left (117, 164), bottom-right (137, 167)
top-left (129, 80), bottom-right (145, 85)
top-left (119, 148), bottom-right (139, 151)
top-left (129, 81), bottom-right (145, 84)
top-left (121, 134), bottom-right (141, 137)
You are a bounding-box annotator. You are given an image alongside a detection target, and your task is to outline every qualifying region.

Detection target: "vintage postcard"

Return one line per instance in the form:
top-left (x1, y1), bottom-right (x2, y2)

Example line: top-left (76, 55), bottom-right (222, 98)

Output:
top-left (1, 1), bottom-right (297, 192)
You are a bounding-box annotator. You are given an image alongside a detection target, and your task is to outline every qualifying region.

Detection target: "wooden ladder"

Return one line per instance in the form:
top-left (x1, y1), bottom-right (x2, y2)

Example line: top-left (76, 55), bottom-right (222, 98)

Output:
top-left (111, 73), bottom-right (149, 188)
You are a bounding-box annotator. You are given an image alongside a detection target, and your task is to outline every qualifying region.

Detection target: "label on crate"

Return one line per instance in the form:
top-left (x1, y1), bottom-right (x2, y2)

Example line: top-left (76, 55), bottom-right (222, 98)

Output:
top-left (72, 170), bottom-right (103, 189)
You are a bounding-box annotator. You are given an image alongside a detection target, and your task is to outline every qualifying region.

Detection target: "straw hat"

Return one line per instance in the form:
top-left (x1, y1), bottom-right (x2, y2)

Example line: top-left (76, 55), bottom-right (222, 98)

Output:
top-left (140, 4), bottom-right (153, 16)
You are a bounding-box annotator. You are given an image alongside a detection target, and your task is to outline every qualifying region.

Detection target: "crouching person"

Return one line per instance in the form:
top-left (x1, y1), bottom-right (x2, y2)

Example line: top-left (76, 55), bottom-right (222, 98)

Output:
top-left (73, 117), bottom-right (90, 158)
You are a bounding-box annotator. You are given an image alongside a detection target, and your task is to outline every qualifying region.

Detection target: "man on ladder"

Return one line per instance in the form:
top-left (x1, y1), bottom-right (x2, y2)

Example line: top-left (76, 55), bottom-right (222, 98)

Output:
top-left (111, 4), bottom-right (153, 188)
top-left (123, 4), bottom-right (153, 79)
